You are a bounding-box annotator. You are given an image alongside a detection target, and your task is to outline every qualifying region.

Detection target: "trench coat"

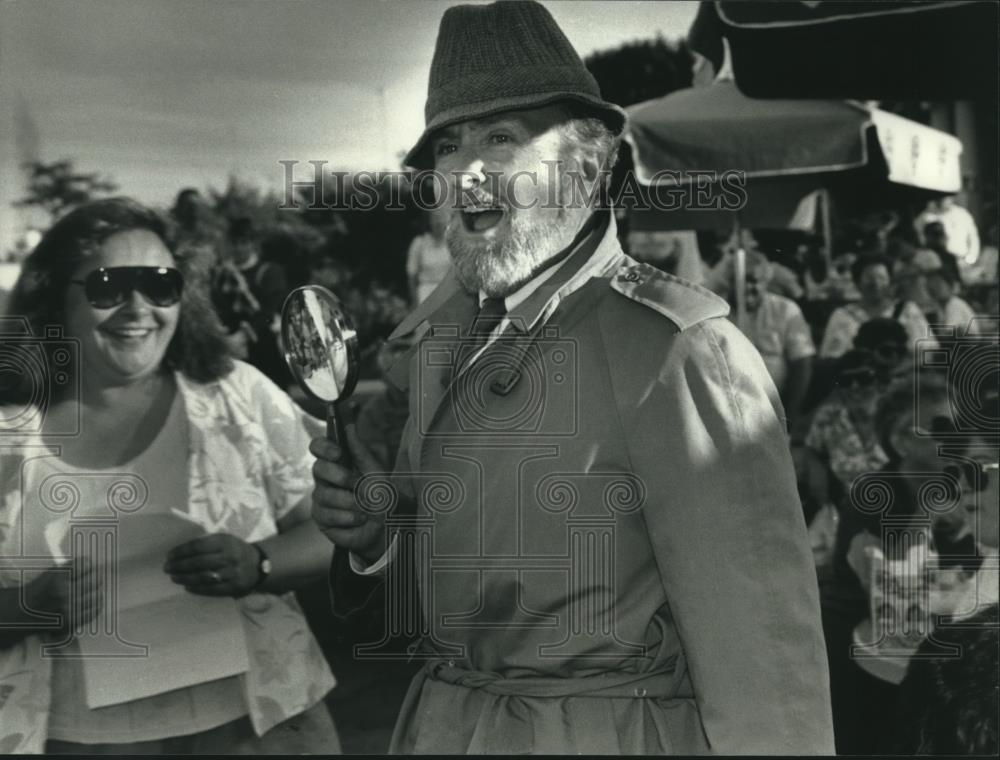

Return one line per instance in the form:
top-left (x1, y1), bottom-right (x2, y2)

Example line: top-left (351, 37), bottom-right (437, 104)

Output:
top-left (370, 213), bottom-right (834, 754)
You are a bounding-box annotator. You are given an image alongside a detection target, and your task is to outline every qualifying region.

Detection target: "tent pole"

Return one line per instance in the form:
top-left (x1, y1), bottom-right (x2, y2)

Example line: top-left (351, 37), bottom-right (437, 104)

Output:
top-left (820, 188), bottom-right (833, 270)
top-left (733, 214), bottom-right (747, 333)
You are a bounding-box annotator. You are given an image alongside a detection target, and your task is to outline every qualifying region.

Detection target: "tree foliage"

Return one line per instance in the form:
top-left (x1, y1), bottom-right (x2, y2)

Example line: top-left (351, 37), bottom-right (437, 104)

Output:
top-left (15, 159), bottom-right (118, 220)
top-left (205, 175), bottom-right (326, 288)
top-left (585, 35), bottom-right (694, 109)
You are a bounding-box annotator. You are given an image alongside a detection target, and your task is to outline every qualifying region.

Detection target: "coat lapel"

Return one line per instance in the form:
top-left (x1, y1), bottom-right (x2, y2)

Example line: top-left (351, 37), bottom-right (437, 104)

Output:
top-left (409, 285), bottom-right (479, 438)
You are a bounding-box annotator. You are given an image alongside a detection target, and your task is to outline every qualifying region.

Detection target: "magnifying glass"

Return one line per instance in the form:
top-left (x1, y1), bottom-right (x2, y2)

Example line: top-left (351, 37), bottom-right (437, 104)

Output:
top-left (280, 285), bottom-right (360, 465)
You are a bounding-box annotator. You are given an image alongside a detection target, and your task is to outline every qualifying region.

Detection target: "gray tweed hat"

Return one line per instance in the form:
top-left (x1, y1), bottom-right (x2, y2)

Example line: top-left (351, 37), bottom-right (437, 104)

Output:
top-left (404, 0), bottom-right (627, 169)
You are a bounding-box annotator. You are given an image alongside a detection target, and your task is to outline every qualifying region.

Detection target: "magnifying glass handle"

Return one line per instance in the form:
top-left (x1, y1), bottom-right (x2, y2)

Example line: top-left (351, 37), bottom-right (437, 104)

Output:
top-left (327, 400), bottom-right (355, 469)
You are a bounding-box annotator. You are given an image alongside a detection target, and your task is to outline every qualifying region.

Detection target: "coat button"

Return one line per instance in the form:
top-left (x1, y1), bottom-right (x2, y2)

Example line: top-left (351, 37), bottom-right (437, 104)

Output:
top-left (623, 271), bottom-right (641, 283)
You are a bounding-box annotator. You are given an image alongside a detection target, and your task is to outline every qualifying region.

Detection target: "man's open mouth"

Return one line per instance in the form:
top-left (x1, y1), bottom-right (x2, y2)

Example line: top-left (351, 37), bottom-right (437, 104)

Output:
top-left (461, 207), bottom-right (505, 233)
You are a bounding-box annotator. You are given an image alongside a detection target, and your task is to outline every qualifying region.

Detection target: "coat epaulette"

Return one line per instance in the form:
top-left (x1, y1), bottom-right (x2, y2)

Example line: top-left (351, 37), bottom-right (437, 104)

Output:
top-left (610, 261), bottom-right (730, 331)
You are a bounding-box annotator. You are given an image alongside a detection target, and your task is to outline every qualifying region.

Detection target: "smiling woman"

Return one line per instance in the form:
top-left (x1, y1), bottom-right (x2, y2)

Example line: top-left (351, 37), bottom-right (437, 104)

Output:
top-left (0, 198), bottom-right (342, 754)
top-left (6, 198), bottom-right (230, 393)
top-left (66, 233), bottom-right (183, 387)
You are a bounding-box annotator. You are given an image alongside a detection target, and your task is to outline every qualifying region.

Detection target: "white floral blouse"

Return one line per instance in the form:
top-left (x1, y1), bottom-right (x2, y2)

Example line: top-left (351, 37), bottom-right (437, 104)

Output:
top-left (0, 361), bottom-right (335, 753)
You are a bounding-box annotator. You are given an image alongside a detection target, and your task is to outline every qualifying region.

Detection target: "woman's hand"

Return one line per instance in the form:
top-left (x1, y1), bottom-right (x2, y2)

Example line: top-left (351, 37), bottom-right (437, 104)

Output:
top-left (164, 533), bottom-right (262, 597)
top-left (25, 557), bottom-right (103, 631)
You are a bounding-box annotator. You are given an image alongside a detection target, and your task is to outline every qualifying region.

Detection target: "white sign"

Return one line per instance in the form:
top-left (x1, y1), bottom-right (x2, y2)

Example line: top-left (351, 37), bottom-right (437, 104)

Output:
top-left (869, 108), bottom-right (963, 193)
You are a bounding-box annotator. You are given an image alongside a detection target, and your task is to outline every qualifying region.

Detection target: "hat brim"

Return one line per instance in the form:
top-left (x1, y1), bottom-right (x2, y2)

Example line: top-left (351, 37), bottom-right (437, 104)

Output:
top-left (403, 92), bottom-right (627, 170)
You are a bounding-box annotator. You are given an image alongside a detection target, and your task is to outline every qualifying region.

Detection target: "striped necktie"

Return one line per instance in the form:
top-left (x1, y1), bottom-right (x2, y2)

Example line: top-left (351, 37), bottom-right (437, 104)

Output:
top-left (456, 296), bottom-right (507, 373)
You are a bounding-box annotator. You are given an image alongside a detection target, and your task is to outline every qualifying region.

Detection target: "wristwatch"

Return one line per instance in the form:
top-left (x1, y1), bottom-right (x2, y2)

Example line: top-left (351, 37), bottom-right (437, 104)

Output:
top-left (252, 543), bottom-right (272, 590)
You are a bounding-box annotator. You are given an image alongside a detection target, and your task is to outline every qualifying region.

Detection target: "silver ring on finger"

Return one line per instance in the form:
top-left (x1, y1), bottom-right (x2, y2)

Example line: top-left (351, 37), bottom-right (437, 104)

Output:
top-left (207, 570), bottom-right (222, 584)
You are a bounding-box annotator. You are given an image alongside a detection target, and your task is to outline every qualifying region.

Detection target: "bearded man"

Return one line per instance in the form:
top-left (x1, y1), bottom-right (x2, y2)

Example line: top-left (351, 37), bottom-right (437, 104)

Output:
top-left (310, 1), bottom-right (834, 753)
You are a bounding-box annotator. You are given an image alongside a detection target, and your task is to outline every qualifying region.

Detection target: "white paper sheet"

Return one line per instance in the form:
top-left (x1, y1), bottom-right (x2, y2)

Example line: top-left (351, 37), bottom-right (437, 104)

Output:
top-left (69, 513), bottom-right (251, 709)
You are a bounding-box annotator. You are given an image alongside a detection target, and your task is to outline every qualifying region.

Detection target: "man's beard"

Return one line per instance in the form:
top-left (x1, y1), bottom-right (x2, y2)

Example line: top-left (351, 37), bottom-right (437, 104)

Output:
top-left (446, 206), bottom-right (576, 298)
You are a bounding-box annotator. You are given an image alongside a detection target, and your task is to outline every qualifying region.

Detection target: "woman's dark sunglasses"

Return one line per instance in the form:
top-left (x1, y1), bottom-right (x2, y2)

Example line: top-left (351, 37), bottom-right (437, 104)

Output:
top-left (944, 461), bottom-right (1000, 492)
top-left (70, 267), bottom-right (183, 309)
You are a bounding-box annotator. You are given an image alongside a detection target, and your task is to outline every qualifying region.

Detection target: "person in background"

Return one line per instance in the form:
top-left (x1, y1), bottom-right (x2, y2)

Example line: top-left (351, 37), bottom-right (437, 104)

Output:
top-left (921, 221), bottom-right (964, 285)
top-left (915, 196), bottom-right (980, 267)
top-left (804, 250), bottom-right (856, 303)
top-left (962, 220), bottom-right (999, 288)
top-left (896, 383), bottom-right (1000, 757)
top-left (171, 189), bottom-right (219, 253)
top-left (364, 280), bottom-right (411, 345)
top-left (935, 392), bottom-right (999, 617)
top-left (924, 266), bottom-right (983, 335)
top-left (820, 253), bottom-right (936, 359)
top-left (211, 217), bottom-right (291, 387)
top-left (763, 254), bottom-right (806, 302)
top-left (819, 373), bottom-right (979, 754)
top-left (406, 210), bottom-right (451, 305)
top-left (853, 317), bottom-right (910, 381)
top-left (0, 198), bottom-right (340, 754)
top-left (726, 249), bottom-right (814, 432)
top-left (311, 249), bottom-right (351, 294)
top-left (699, 228), bottom-right (759, 294)
top-left (890, 385), bottom-right (999, 755)
top-left (804, 316), bottom-right (911, 436)
top-left (169, 188), bottom-right (222, 301)
top-left (804, 350), bottom-right (890, 514)
top-left (890, 240), bottom-right (941, 316)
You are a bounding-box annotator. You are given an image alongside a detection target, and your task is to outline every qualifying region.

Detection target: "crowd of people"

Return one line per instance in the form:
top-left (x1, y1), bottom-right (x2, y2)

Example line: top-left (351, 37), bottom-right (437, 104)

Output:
top-left (1, 0), bottom-right (997, 755)
top-left (647, 209), bottom-right (999, 755)
top-left (633, 206), bottom-right (999, 754)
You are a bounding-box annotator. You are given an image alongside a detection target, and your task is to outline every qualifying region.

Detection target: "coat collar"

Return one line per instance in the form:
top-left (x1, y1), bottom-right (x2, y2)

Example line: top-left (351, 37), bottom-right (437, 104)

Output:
top-left (505, 210), bottom-right (623, 333)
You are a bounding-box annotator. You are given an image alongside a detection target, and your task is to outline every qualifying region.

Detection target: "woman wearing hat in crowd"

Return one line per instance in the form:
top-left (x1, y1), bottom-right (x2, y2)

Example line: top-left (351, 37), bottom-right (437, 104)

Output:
top-left (0, 198), bottom-right (340, 753)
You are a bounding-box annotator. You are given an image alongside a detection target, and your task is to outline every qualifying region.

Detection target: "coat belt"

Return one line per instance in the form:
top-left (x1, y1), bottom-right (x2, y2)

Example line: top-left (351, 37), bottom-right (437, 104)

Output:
top-left (424, 657), bottom-right (681, 699)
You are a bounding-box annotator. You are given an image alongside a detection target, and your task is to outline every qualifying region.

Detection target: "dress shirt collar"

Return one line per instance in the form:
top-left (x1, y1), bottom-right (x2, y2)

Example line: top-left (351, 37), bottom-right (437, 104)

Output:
top-left (477, 257), bottom-right (563, 312)
top-left (478, 211), bottom-right (616, 334)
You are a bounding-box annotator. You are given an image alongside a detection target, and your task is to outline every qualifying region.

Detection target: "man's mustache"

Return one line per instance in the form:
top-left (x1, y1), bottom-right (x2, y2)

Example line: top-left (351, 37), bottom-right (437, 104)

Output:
top-left (450, 188), bottom-right (508, 211)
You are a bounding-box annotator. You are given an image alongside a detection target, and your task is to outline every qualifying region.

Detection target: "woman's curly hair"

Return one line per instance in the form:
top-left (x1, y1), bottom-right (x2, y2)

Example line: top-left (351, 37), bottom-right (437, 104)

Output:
top-left (5, 197), bottom-right (233, 391)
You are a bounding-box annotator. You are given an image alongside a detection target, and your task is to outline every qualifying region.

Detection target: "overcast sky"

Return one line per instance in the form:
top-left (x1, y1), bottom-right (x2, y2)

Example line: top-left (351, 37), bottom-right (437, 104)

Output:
top-left (0, 0), bottom-right (697, 214)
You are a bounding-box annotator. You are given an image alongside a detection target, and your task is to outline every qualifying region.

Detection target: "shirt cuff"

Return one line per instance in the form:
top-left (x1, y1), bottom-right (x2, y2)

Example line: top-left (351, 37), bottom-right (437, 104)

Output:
top-left (348, 534), bottom-right (398, 576)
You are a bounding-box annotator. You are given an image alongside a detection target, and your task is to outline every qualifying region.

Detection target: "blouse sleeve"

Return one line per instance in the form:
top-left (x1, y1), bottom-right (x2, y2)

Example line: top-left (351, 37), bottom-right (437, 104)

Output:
top-left (240, 364), bottom-right (324, 521)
